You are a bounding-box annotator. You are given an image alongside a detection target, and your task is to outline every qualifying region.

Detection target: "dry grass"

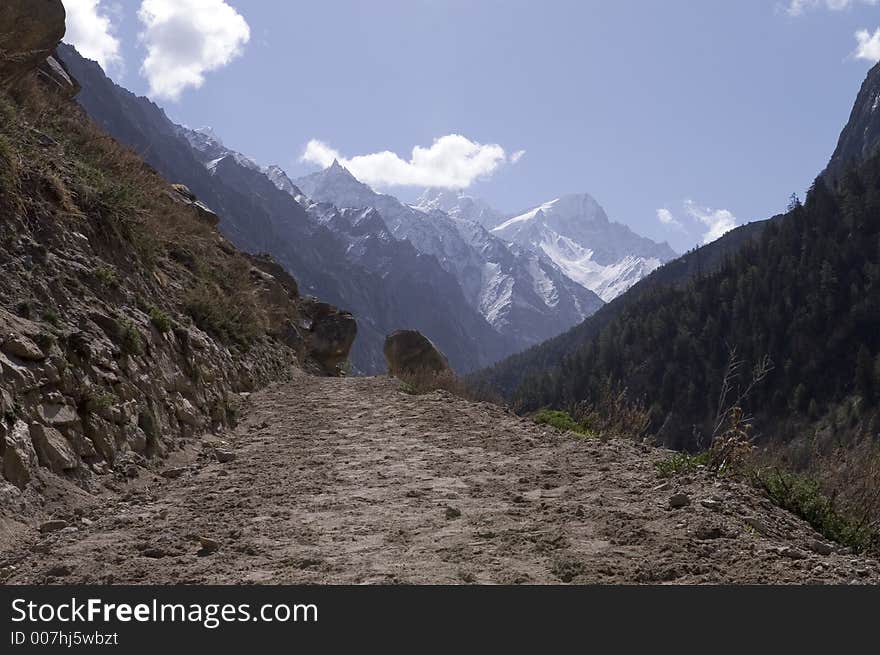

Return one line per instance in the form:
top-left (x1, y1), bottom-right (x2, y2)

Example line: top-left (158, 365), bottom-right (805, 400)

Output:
top-left (397, 368), bottom-right (503, 404)
top-left (755, 436), bottom-right (880, 553)
top-left (573, 381), bottom-right (651, 441)
top-left (0, 79), bottom-right (295, 348)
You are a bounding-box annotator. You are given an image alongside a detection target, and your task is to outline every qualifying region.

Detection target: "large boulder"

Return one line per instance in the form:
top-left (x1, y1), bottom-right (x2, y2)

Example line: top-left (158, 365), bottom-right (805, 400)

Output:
top-left (29, 423), bottom-right (79, 473)
top-left (37, 52), bottom-right (80, 97)
top-left (3, 420), bottom-right (38, 489)
top-left (384, 330), bottom-right (450, 376)
top-left (167, 184), bottom-right (220, 226)
top-left (0, 0), bottom-right (66, 89)
top-left (305, 302), bottom-right (357, 373)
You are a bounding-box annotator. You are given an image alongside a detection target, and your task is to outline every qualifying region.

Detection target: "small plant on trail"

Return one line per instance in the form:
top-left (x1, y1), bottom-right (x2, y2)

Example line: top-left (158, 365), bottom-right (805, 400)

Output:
top-left (707, 406), bottom-right (755, 476)
top-left (397, 368), bottom-right (470, 398)
top-left (574, 380), bottom-right (650, 441)
top-left (655, 451), bottom-right (711, 478)
top-left (532, 409), bottom-right (596, 437)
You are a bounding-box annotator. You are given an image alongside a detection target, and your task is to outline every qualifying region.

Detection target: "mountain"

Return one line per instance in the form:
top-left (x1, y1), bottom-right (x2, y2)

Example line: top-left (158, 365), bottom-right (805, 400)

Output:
top-left (57, 45), bottom-right (510, 375)
top-left (415, 188), bottom-right (506, 228)
top-left (476, 61), bottom-right (880, 465)
top-left (823, 60), bottom-right (880, 183)
top-left (492, 194), bottom-right (677, 302)
top-left (293, 163), bottom-right (604, 349)
top-left (469, 219), bottom-right (770, 399)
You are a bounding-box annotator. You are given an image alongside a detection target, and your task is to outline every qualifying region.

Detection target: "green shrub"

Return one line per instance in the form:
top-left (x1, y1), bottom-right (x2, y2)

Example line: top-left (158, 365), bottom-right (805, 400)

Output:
top-left (185, 283), bottom-right (262, 347)
top-left (42, 309), bottom-right (60, 327)
top-left (85, 390), bottom-right (116, 413)
top-left (16, 301), bottom-right (32, 319)
top-left (0, 133), bottom-right (19, 201)
top-left (93, 266), bottom-right (119, 288)
top-left (119, 321), bottom-right (144, 356)
top-left (533, 409), bottom-right (596, 437)
top-left (148, 306), bottom-right (172, 333)
top-left (753, 468), bottom-right (878, 554)
top-left (656, 451), bottom-right (711, 478)
top-left (35, 332), bottom-right (56, 352)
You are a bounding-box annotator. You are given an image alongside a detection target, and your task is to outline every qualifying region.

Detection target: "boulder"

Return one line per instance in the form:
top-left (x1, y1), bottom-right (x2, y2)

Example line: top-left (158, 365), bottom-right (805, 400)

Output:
top-left (29, 424), bottom-right (79, 473)
top-left (167, 184), bottom-right (219, 226)
top-left (37, 52), bottom-right (79, 97)
top-left (384, 330), bottom-right (450, 376)
top-left (0, 0), bottom-right (66, 89)
top-left (37, 402), bottom-right (79, 427)
top-left (0, 351), bottom-right (35, 388)
top-left (305, 302), bottom-right (357, 373)
top-left (83, 415), bottom-right (117, 461)
top-left (1, 333), bottom-right (45, 361)
top-left (3, 420), bottom-right (37, 489)
top-left (174, 397), bottom-right (202, 428)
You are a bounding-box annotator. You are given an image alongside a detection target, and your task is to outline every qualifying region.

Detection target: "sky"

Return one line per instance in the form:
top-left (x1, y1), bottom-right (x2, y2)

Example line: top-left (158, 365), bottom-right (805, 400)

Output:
top-left (61, 0), bottom-right (880, 252)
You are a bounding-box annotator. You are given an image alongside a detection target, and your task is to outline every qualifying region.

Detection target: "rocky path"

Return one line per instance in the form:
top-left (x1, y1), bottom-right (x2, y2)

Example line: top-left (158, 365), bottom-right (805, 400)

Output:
top-left (3, 376), bottom-right (880, 584)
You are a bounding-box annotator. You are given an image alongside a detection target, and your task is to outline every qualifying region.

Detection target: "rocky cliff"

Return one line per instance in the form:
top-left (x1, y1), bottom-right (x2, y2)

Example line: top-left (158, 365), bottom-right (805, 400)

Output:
top-left (0, 2), bottom-right (353, 504)
top-left (824, 59), bottom-right (880, 183)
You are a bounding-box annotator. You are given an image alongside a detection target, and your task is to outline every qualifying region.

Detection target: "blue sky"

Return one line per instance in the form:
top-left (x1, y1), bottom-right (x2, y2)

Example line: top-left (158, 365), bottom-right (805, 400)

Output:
top-left (63, 0), bottom-right (880, 251)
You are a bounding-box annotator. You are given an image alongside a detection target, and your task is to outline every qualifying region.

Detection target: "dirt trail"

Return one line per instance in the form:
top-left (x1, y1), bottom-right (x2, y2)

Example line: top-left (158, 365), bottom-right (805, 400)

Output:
top-left (3, 376), bottom-right (880, 584)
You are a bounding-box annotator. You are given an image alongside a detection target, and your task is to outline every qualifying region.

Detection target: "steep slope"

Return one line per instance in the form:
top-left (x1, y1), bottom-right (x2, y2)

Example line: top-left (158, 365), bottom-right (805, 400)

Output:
top-left (508, 164), bottom-right (880, 455)
top-left (493, 194), bottom-right (677, 301)
top-left (469, 219), bottom-right (770, 399)
top-left (415, 188), bottom-right (506, 228)
top-left (488, 63), bottom-right (880, 463)
top-left (823, 60), bottom-right (880, 183)
top-left (0, 8), bottom-right (353, 503)
top-left (295, 163), bottom-right (603, 348)
top-left (58, 45), bottom-right (508, 374)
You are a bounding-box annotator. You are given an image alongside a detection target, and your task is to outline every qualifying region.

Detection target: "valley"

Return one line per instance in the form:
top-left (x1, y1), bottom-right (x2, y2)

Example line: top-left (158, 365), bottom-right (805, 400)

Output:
top-left (2, 0), bottom-right (880, 590)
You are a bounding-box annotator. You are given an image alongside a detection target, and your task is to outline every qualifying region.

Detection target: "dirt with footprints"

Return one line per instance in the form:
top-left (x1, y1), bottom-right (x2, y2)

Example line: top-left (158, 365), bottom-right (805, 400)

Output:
top-left (2, 375), bottom-right (879, 584)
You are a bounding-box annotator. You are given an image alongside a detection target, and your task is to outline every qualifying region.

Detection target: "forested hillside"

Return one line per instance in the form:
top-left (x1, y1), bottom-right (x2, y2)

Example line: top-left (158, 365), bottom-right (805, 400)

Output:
top-left (469, 219), bottom-right (770, 400)
top-left (512, 161), bottom-right (880, 452)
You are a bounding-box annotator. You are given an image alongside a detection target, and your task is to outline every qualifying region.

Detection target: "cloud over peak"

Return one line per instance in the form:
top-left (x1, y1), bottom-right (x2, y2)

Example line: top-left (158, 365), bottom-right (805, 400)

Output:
top-left (62, 0), bottom-right (122, 73)
top-left (301, 135), bottom-right (523, 189)
top-left (656, 201), bottom-right (739, 246)
top-left (787, 0), bottom-right (879, 15)
top-left (137, 0), bottom-right (250, 101)
top-left (855, 28), bottom-right (880, 62)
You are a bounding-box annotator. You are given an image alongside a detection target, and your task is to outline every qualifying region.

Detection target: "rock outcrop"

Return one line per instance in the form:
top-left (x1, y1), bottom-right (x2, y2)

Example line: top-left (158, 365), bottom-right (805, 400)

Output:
top-left (0, 3), bottom-right (354, 497)
top-left (824, 59), bottom-right (880, 183)
top-left (384, 330), bottom-right (450, 376)
top-left (303, 302), bottom-right (358, 374)
top-left (0, 0), bottom-right (66, 89)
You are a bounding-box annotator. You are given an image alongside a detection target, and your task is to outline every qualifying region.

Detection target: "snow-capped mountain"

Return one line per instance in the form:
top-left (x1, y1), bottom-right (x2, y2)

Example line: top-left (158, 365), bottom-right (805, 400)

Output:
top-left (492, 194), bottom-right (677, 302)
top-left (415, 188), bottom-right (506, 228)
top-left (293, 163), bottom-right (604, 349)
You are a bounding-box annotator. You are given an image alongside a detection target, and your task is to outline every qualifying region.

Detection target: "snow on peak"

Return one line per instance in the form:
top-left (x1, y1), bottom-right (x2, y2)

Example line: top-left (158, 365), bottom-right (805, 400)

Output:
top-left (195, 126), bottom-right (223, 147)
top-left (414, 188), bottom-right (506, 229)
top-left (493, 193), bottom-right (676, 302)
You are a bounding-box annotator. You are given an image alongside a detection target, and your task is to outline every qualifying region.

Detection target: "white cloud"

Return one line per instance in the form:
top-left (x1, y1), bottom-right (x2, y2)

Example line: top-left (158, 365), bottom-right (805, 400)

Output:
top-left (855, 28), bottom-right (880, 61)
top-left (656, 208), bottom-right (683, 229)
top-left (685, 200), bottom-right (739, 244)
top-left (62, 0), bottom-right (122, 72)
top-left (137, 0), bottom-right (250, 101)
top-left (787, 0), bottom-right (878, 15)
top-left (301, 134), bottom-right (522, 189)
